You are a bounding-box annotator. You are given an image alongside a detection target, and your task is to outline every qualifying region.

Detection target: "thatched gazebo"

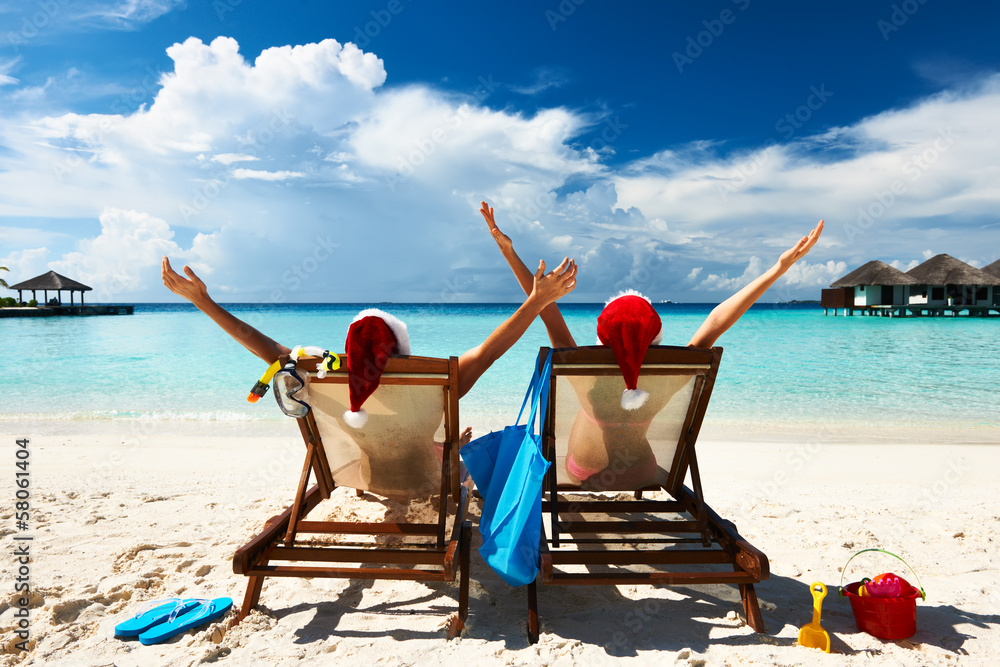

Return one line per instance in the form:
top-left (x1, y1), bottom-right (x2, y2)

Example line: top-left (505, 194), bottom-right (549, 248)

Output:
top-left (905, 254), bottom-right (1000, 306)
top-left (8, 271), bottom-right (92, 307)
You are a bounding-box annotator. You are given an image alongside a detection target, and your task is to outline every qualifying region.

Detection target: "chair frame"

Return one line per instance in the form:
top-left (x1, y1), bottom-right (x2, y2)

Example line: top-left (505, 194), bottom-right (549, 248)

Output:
top-left (527, 345), bottom-right (769, 642)
top-left (233, 355), bottom-right (472, 638)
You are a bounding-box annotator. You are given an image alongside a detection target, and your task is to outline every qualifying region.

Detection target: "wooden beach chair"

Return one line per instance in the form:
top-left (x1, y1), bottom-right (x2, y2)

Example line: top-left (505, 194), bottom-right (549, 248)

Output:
top-left (526, 345), bottom-right (769, 642)
top-left (233, 355), bottom-right (472, 637)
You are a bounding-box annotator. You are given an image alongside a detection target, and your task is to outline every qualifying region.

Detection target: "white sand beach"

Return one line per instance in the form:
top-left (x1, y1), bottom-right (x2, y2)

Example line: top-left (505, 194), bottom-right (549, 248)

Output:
top-left (2, 422), bottom-right (999, 666)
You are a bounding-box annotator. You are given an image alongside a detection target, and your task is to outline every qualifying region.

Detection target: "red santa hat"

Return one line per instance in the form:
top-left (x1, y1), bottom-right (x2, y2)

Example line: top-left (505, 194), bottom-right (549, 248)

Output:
top-left (343, 309), bottom-right (411, 428)
top-left (596, 290), bottom-right (663, 410)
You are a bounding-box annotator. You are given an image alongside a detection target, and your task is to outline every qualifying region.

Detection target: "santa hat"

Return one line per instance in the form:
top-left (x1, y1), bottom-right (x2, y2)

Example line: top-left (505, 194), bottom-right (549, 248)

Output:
top-left (343, 309), bottom-right (410, 428)
top-left (596, 290), bottom-right (663, 410)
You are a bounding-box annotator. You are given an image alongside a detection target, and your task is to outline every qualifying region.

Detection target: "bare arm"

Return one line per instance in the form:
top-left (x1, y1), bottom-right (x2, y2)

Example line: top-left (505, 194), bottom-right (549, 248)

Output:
top-left (458, 256), bottom-right (577, 397)
top-left (480, 201), bottom-right (577, 348)
top-left (161, 256), bottom-right (290, 364)
top-left (687, 220), bottom-right (824, 349)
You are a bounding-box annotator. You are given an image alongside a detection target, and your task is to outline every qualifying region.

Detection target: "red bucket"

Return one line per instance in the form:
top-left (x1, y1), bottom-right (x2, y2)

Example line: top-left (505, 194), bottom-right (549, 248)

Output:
top-left (841, 580), bottom-right (922, 639)
top-left (839, 549), bottom-right (926, 641)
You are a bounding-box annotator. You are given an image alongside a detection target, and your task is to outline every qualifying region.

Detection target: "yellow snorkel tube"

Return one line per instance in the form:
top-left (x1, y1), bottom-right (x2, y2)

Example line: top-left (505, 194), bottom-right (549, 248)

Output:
top-left (246, 347), bottom-right (341, 403)
top-left (247, 359), bottom-right (283, 403)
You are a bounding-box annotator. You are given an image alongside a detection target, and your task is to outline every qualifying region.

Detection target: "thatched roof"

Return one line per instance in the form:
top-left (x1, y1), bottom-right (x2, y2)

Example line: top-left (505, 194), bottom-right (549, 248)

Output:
top-left (983, 259), bottom-right (1000, 279)
top-left (9, 271), bottom-right (92, 291)
top-left (830, 260), bottom-right (919, 287)
top-left (906, 254), bottom-right (1000, 286)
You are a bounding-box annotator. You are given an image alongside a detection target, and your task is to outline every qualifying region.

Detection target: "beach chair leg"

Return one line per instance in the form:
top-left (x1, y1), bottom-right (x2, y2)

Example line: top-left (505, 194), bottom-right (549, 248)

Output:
top-left (449, 521), bottom-right (471, 638)
top-left (739, 582), bottom-right (765, 633)
top-left (527, 579), bottom-right (539, 644)
top-left (239, 575), bottom-right (264, 621)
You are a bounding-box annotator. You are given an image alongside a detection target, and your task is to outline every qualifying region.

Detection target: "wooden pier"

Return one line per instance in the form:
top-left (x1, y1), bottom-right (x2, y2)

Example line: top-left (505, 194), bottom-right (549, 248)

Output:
top-left (0, 304), bottom-right (134, 318)
top-left (823, 304), bottom-right (1000, 317)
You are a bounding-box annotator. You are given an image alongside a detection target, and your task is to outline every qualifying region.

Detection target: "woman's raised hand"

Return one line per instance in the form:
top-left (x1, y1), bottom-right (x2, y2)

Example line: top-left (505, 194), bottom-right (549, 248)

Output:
top-left (161, 256), bottom-right (210, 306)
top-left (480, 200), bottom-right (513, 253)
top-left (778, 220), bottom-right (824, 270)
top-left (531, 257), bottom-right (577, 306)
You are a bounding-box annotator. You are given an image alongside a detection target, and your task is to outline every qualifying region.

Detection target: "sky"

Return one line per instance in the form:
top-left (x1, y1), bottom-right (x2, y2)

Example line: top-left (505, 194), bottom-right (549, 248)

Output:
top-left (1, 0), bottom-right (999, 303)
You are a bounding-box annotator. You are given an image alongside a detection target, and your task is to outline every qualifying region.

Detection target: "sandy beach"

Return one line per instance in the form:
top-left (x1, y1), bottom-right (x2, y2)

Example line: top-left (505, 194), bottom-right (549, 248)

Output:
top-left (2, 422), bottom-right (998, 666)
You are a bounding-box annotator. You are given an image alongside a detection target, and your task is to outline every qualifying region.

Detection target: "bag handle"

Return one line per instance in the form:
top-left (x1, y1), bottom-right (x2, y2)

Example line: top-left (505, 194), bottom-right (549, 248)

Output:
top-left (838, 548), bottom-right (926, 600)
top-left (513, 354), bottom-right (540, 426)
top-left (526, 350), bottom-right (554, 439)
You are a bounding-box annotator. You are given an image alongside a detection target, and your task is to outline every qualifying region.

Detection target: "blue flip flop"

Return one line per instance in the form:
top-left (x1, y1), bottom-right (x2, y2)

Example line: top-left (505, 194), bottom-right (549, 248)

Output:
top-left (137, 597), bottom-right (233, 645)
top-left (114, 598), bottom-right (201, 637)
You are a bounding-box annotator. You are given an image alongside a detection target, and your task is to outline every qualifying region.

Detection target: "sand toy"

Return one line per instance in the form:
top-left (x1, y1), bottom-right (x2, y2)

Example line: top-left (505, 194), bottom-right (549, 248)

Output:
top-left (798, 581), bottom-right (831, 652)
top-left (840, 548), bottom-right (925, 640)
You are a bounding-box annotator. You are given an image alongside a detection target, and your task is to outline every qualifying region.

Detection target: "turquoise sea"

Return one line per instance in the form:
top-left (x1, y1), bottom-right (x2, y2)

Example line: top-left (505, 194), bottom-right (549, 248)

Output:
top-left (1, 303), bottom-right (998, 437)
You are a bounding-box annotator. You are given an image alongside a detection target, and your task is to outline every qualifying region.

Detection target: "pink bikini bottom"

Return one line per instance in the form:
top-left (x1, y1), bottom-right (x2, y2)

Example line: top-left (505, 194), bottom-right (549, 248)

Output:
top-left (565, 452), bottom-right (660, 490)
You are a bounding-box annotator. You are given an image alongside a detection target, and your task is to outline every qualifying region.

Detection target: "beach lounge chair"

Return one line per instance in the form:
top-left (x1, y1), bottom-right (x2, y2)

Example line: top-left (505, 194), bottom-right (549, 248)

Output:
top-left (526, 345), bottom-right (769, 642)
top-left (232, 354), bottom-right (472, 637)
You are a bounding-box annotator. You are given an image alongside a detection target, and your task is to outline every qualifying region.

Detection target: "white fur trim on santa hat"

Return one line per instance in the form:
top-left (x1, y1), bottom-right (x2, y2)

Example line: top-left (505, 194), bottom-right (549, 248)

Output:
top-left (604, 289), bottom-right (651, 307)
top-left (621, 388), bottom-right (650, 411)
top-left (601, 290), bottom-right (664, 345)
top-left (344, 408), bottom-right (368, 429)
top-left (352, 308), bottom-right (410, 355)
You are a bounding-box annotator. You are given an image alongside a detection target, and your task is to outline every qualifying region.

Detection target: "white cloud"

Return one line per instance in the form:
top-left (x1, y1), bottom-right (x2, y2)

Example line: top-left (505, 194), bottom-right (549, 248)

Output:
top-left (349, 86), bottom-right (597, 190)
top-left (47, 207), bottom-right (182, 298)
top-left (889, 259), bottom-right (920, 272)
top-left (781, 259), bottom-right (849, 287)
top-left (77, 0), bottom-right (184, 28)
top-left (697, 257), bottom-right (766, 292)
top-left (696, 257), bottom-right (847, 293)
top-left (0, 57), bottom-right (19, 86)
top-left (231, 169), bottom-right (303, 181)
top-left (331, 164), bottom-right (362, 183)
top-left (1, 0), bottom-right (183, 36)
top-left (612, 74), bottom-right (1000, 267)
top-left (510, 66), bottom-right (571, 96)
top-left (20, 36), bottom-right (387, 163)
top-left (1, 247), bottom-right (50, 285)
top-left (323, 151), bottom-right (353, 163)
top-left (550, 235), bottom-right (573, 250)
top-left (211, 153), bottom-right (258, 165)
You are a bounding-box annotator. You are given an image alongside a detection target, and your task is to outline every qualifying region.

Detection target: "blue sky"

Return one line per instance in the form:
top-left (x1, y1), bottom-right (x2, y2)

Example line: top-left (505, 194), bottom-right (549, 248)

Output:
top-left (2, 0), bottom-right (999, 302)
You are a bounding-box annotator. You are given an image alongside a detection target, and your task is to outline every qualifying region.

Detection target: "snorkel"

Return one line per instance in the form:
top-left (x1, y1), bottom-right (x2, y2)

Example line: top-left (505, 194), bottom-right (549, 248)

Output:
top-left (246, 346), bottom-right (341, 404)
top-left (288, 346), bottom-right (341, 377)
top-left (247, 359), bottom-right (282, 403)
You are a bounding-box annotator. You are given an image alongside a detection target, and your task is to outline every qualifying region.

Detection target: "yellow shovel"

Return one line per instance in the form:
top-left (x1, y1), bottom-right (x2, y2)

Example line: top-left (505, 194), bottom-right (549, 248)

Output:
top-left (798, 581), bottom-right (831, 652)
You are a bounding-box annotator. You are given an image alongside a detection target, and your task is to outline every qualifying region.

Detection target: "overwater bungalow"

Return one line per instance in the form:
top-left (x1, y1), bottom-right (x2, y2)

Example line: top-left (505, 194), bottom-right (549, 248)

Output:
top-left (905, 254), bottom-right (1000, 310)
top-left (824, 260), bottom-right (918, 313)
top-left (822, 254), bottom-right (1000, 317)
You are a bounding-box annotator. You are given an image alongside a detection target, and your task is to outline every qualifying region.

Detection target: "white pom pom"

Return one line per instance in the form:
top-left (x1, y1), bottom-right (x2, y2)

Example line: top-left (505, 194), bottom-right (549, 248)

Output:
top-left (621, 388), bottom-right (649, 411)
top-left (343, 409), bottom-right (368, 428)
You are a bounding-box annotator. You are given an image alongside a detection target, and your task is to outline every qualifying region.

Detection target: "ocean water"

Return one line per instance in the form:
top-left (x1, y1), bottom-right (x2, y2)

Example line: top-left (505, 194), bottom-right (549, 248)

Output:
top-left (1, 303), bottom-right (998, 436)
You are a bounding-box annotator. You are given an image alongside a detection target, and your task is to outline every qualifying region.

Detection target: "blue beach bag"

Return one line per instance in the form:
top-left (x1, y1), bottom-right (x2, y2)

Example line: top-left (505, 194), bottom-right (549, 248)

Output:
top-left (461, 351), bottom-right (553, 587)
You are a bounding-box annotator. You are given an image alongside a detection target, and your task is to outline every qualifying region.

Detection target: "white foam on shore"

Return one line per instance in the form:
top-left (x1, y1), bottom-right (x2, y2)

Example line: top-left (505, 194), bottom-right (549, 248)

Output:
top-left (3, 410), bottom-right (998, 445)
